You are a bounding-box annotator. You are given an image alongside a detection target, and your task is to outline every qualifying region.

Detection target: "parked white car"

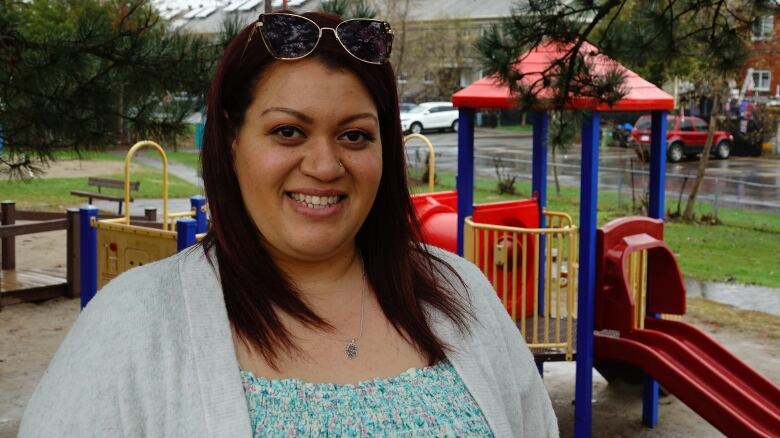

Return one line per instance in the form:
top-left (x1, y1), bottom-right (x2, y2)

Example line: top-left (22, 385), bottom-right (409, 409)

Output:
top-left (400, 102), bottom-right (459, 134)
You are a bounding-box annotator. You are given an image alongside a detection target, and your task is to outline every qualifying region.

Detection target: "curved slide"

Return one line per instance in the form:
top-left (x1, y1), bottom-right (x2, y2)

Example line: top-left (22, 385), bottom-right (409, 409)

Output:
top-left (594, 317), bottom-right (780, 437)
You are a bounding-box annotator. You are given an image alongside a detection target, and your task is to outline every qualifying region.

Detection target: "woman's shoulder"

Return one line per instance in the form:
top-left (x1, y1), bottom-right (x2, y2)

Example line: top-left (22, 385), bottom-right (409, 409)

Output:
top-left (422, 245), bottom-right (496, 309)
top-left (75, 245), bottom-right (213, 343)
top-left (87, 245), bottom-right (210, 310)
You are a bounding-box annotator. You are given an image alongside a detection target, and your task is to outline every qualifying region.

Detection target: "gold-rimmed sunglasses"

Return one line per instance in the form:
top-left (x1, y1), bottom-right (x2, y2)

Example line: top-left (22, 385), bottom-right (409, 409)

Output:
top-left (242, 13), bottom-right (394, 65)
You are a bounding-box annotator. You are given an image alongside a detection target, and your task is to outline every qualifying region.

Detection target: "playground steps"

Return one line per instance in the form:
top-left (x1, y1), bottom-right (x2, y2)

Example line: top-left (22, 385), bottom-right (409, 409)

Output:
top-left (1, 268), bottom-right (68, 306)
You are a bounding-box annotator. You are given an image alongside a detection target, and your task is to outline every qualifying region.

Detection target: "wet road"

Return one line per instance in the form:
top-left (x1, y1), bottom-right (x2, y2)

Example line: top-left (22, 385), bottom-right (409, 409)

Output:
top-left (404, 130), bottom-right (780, 212)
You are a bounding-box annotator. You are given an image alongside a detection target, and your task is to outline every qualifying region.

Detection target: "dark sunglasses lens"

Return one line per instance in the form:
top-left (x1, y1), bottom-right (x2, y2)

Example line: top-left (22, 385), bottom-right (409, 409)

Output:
top-left (337, 21), bottom-right (390, 63)
top-left (263, 14), bottom-right (319, 58)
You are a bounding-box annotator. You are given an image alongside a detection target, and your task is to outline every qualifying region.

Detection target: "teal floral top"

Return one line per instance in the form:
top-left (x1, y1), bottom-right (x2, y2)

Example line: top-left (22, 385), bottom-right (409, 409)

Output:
top-left (239, 359), bottom-right (494, 437)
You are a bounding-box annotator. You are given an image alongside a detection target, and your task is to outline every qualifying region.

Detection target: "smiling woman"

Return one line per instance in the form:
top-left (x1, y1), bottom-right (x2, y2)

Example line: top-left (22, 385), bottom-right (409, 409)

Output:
top-left (20, 10), bottom-right (557, 438)
top-left (232, 60), bottom-right (383, 265)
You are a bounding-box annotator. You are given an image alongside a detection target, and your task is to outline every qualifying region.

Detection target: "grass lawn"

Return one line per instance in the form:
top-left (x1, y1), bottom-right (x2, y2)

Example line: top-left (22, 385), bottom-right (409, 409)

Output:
top-left (47, 149), bottom-right (126, 162)
top-left (494, 124), bottom-right (533, 133)
top-left (164, 150), bottom-right (201, 170)
top-left (1, 168), bottom-right (202, 210)
top-left (48, 147), bottom-right (201, 170)
top-left (411, 171), bottom-right (780, 289)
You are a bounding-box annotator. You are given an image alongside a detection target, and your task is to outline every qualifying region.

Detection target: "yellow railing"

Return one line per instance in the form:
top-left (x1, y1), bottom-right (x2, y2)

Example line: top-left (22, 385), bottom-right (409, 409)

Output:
top-left (404, 133), bottom-right (435, 193)
top-left (123, 141), bottom-right (170, 230)
top-left (627, 249), bottom-right (648, 329)
top-left (464, 211), bottom-right (578, 360)
top-left (625, 248), bottom-right (682, 323)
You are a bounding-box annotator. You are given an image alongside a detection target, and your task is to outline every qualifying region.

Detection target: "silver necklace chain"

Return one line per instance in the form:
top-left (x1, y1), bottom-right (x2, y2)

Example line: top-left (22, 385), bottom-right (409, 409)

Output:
top-left (344, 287), bottom-right (365, 360)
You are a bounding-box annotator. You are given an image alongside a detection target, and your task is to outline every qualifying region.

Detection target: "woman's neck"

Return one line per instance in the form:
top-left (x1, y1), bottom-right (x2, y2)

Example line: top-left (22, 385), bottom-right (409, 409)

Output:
top-left (272, 245), bottom-right (365, 307)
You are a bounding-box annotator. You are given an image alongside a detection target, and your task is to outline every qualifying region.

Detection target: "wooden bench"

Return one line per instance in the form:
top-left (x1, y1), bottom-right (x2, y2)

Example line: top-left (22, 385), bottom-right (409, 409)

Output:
top-left (71, 177), bottom-right (140, 214)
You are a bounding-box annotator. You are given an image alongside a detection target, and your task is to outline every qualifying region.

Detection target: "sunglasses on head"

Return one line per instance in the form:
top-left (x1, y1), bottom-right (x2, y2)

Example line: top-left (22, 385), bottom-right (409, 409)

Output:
top-left (243, 13), bottom-right (394, 65)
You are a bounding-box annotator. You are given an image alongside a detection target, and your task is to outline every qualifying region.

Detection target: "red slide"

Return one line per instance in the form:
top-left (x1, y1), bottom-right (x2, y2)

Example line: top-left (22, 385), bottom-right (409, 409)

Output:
top-left (595, 317), bottom-right (780, 437)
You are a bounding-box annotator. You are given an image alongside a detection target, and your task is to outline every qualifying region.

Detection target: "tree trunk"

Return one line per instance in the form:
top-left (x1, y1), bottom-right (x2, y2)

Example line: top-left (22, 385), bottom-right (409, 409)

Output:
top-left (552, 146), bottom-right (561, 196)
top-left (682, 112), bottom-right (717, 221)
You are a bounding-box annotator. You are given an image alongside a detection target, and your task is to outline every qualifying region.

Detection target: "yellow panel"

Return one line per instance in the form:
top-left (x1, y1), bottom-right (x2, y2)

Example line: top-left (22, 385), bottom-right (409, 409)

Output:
top-left (97, 225), bottom-right (178, 288)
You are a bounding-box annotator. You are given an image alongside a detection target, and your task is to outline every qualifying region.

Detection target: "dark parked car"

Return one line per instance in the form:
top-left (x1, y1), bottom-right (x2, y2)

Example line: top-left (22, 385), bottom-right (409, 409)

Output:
top-left (631, 115), bottom-right (734, 162)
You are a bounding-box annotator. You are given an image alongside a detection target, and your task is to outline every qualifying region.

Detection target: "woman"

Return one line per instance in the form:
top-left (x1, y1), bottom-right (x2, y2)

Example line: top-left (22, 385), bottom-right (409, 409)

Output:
top-left (21, 11), bottom-right (557, 437)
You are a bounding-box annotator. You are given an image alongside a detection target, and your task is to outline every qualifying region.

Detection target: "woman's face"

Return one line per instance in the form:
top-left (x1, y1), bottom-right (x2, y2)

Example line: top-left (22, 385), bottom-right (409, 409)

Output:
top-left (232, 59), bottom-right (382, 264)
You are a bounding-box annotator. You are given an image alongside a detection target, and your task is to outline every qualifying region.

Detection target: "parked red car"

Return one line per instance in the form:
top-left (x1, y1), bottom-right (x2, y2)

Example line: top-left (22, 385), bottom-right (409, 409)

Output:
top-left (631, 115), bottom-right (734, 162)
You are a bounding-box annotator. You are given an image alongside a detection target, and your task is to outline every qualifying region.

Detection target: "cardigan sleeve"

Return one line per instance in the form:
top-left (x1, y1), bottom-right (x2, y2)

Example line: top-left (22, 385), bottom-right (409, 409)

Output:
top-left (18, 255), bottom-right (203, 437)
top-left (18, 279), bottom-right (129, 437)
top-left (480, 273), bottom-right (560, 437)
top-left (432, 247), bottom-right (559, 437)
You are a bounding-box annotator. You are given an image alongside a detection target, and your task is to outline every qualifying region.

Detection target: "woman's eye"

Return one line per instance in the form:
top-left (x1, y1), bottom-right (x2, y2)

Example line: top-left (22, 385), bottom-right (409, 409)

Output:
top-left (340, 130), bottom-right (374, 143)
top-left (272, 125), bottom-right (304, 139)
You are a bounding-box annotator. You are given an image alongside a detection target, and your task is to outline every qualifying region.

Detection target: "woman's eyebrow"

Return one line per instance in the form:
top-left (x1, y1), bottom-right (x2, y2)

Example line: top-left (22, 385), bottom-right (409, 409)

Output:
top-left (260, 107), bottom-right (313, 124)
top-left (338, 113), bottom-right (379, 127)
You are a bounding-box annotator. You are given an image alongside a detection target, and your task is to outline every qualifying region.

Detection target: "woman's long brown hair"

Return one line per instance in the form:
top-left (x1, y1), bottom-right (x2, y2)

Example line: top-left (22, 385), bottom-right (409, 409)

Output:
top-left (200, 11), bottom-right (471, 368)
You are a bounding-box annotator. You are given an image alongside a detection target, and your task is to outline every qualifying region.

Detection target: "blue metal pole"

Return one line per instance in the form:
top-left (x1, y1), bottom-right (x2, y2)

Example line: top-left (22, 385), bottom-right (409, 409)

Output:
top-left (532, 111), bottom-right (549, 314)
top-left (456, 108), bottom-right (475, 256)
top-left (648, 110), bottom-right (668, 219)
top-left (642, 109), bottom-right (668, 427)
top-left (532, 111), bottom-right (549, 214)
top-left (79, 205), bottom-right (98, 310)
top-left (176, 218), bottom-right (197, 251)
top-left (574, 111), bottom-right (601, 438)
top-left (190, 195), bottom-right (208, 234)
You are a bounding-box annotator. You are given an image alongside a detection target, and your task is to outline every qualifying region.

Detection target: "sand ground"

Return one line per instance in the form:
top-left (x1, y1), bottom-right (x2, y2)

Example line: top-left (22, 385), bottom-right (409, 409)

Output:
top-left (1, 160), bottom-right (778, 437)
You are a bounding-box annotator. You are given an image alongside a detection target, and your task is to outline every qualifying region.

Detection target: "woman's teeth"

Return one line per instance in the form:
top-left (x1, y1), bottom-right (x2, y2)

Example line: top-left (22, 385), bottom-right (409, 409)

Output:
top-left (288, 193), bottom-right (341, 208)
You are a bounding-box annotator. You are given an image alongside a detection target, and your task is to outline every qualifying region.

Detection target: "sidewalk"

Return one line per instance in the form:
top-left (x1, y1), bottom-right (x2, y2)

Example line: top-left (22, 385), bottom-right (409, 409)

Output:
top-left (114, 149), bottom-right (203, 188)
top-left (91, 197), bottom-right (196, 218)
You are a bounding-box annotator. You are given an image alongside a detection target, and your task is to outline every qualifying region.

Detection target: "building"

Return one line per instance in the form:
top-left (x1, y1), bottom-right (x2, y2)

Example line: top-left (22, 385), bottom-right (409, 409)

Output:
top-left (375, 0), bottom-right (522, 103)
top-left (167, 0), bottom-right (522, 103)
top-left (743, 10), bottom-right (780, 102)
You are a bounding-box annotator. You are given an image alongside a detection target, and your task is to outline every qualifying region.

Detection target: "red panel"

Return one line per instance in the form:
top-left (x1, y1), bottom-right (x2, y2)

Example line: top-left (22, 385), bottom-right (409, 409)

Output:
top-left (472, 199), bottom-right (539, 317)
top-left (410, 193), bottom-right (542, 317)
top-left (595, 217), bottom-right (686, 332)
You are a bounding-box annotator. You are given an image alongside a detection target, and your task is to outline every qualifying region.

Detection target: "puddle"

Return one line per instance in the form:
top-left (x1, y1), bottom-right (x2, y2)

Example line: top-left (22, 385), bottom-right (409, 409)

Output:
top-left (685, 278), bottom-right (780, 317)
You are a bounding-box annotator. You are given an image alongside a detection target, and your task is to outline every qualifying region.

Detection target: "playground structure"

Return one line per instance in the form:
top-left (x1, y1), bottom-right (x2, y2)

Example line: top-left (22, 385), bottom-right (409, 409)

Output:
top-left (406, 132), bottom-right (579, 359)
top-left (78, 141), bottom-right (207, 308)
top-left (439, 40), bottom-right (780, 437)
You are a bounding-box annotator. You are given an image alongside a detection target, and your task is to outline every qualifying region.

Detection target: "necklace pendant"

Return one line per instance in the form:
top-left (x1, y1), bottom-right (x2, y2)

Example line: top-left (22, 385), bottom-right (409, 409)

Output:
top-left (345, 338), bottom-right (358, 360)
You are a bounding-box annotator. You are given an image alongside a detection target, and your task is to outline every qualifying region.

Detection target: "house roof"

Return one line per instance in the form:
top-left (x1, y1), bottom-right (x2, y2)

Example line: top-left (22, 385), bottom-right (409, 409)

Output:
top-left (397, 0), bottom-right (526, 22)
top-left (173, 0), bottom-right (528, 34)
top-left (452, 40), bottom-right (675, 112)
top-left (174, 0), bottom-right (319, 34)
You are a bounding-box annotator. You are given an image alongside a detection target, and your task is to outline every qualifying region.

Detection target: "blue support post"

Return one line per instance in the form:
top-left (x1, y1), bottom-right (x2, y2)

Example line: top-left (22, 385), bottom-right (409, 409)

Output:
top-left (574, 112), bottom-right (601, 438)
top-left (190, 195), bottom-right (208, 234)
top-left (456, 108), bottom-right (475, 256)
top-left (643, 375), bottom-right (660, 427)
top-left (532, 111), bottom-right (549, 314)
top-left (648, 111), bottom-right (668, 219)
top-left (532, 111), bottom-right (549, 214)
top-left (176, 218), bottom-right (197, 252)
top-left (642, 109), bottom-right (668, 428)
top-left (79, 205), bottom-right (98, 310)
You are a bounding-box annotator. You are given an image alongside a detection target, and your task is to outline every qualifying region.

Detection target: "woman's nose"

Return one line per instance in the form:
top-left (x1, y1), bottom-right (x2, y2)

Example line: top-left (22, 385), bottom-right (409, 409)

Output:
top-left (299, 138), bottom-right (344, 181)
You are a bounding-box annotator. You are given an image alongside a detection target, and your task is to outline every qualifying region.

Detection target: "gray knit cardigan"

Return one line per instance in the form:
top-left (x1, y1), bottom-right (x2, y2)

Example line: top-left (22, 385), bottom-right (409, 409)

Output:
top-left (20, 245), bottom-right (558, 437)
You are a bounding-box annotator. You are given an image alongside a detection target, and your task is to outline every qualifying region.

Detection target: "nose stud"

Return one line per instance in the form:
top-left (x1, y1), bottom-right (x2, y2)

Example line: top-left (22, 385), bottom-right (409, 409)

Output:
top-left (338, 161), bottom-right (344, 168)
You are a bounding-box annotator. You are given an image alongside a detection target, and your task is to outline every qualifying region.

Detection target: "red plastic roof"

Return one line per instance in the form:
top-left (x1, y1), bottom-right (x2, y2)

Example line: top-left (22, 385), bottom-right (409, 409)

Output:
top-left (452, 41), bottom-right (674, 112)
